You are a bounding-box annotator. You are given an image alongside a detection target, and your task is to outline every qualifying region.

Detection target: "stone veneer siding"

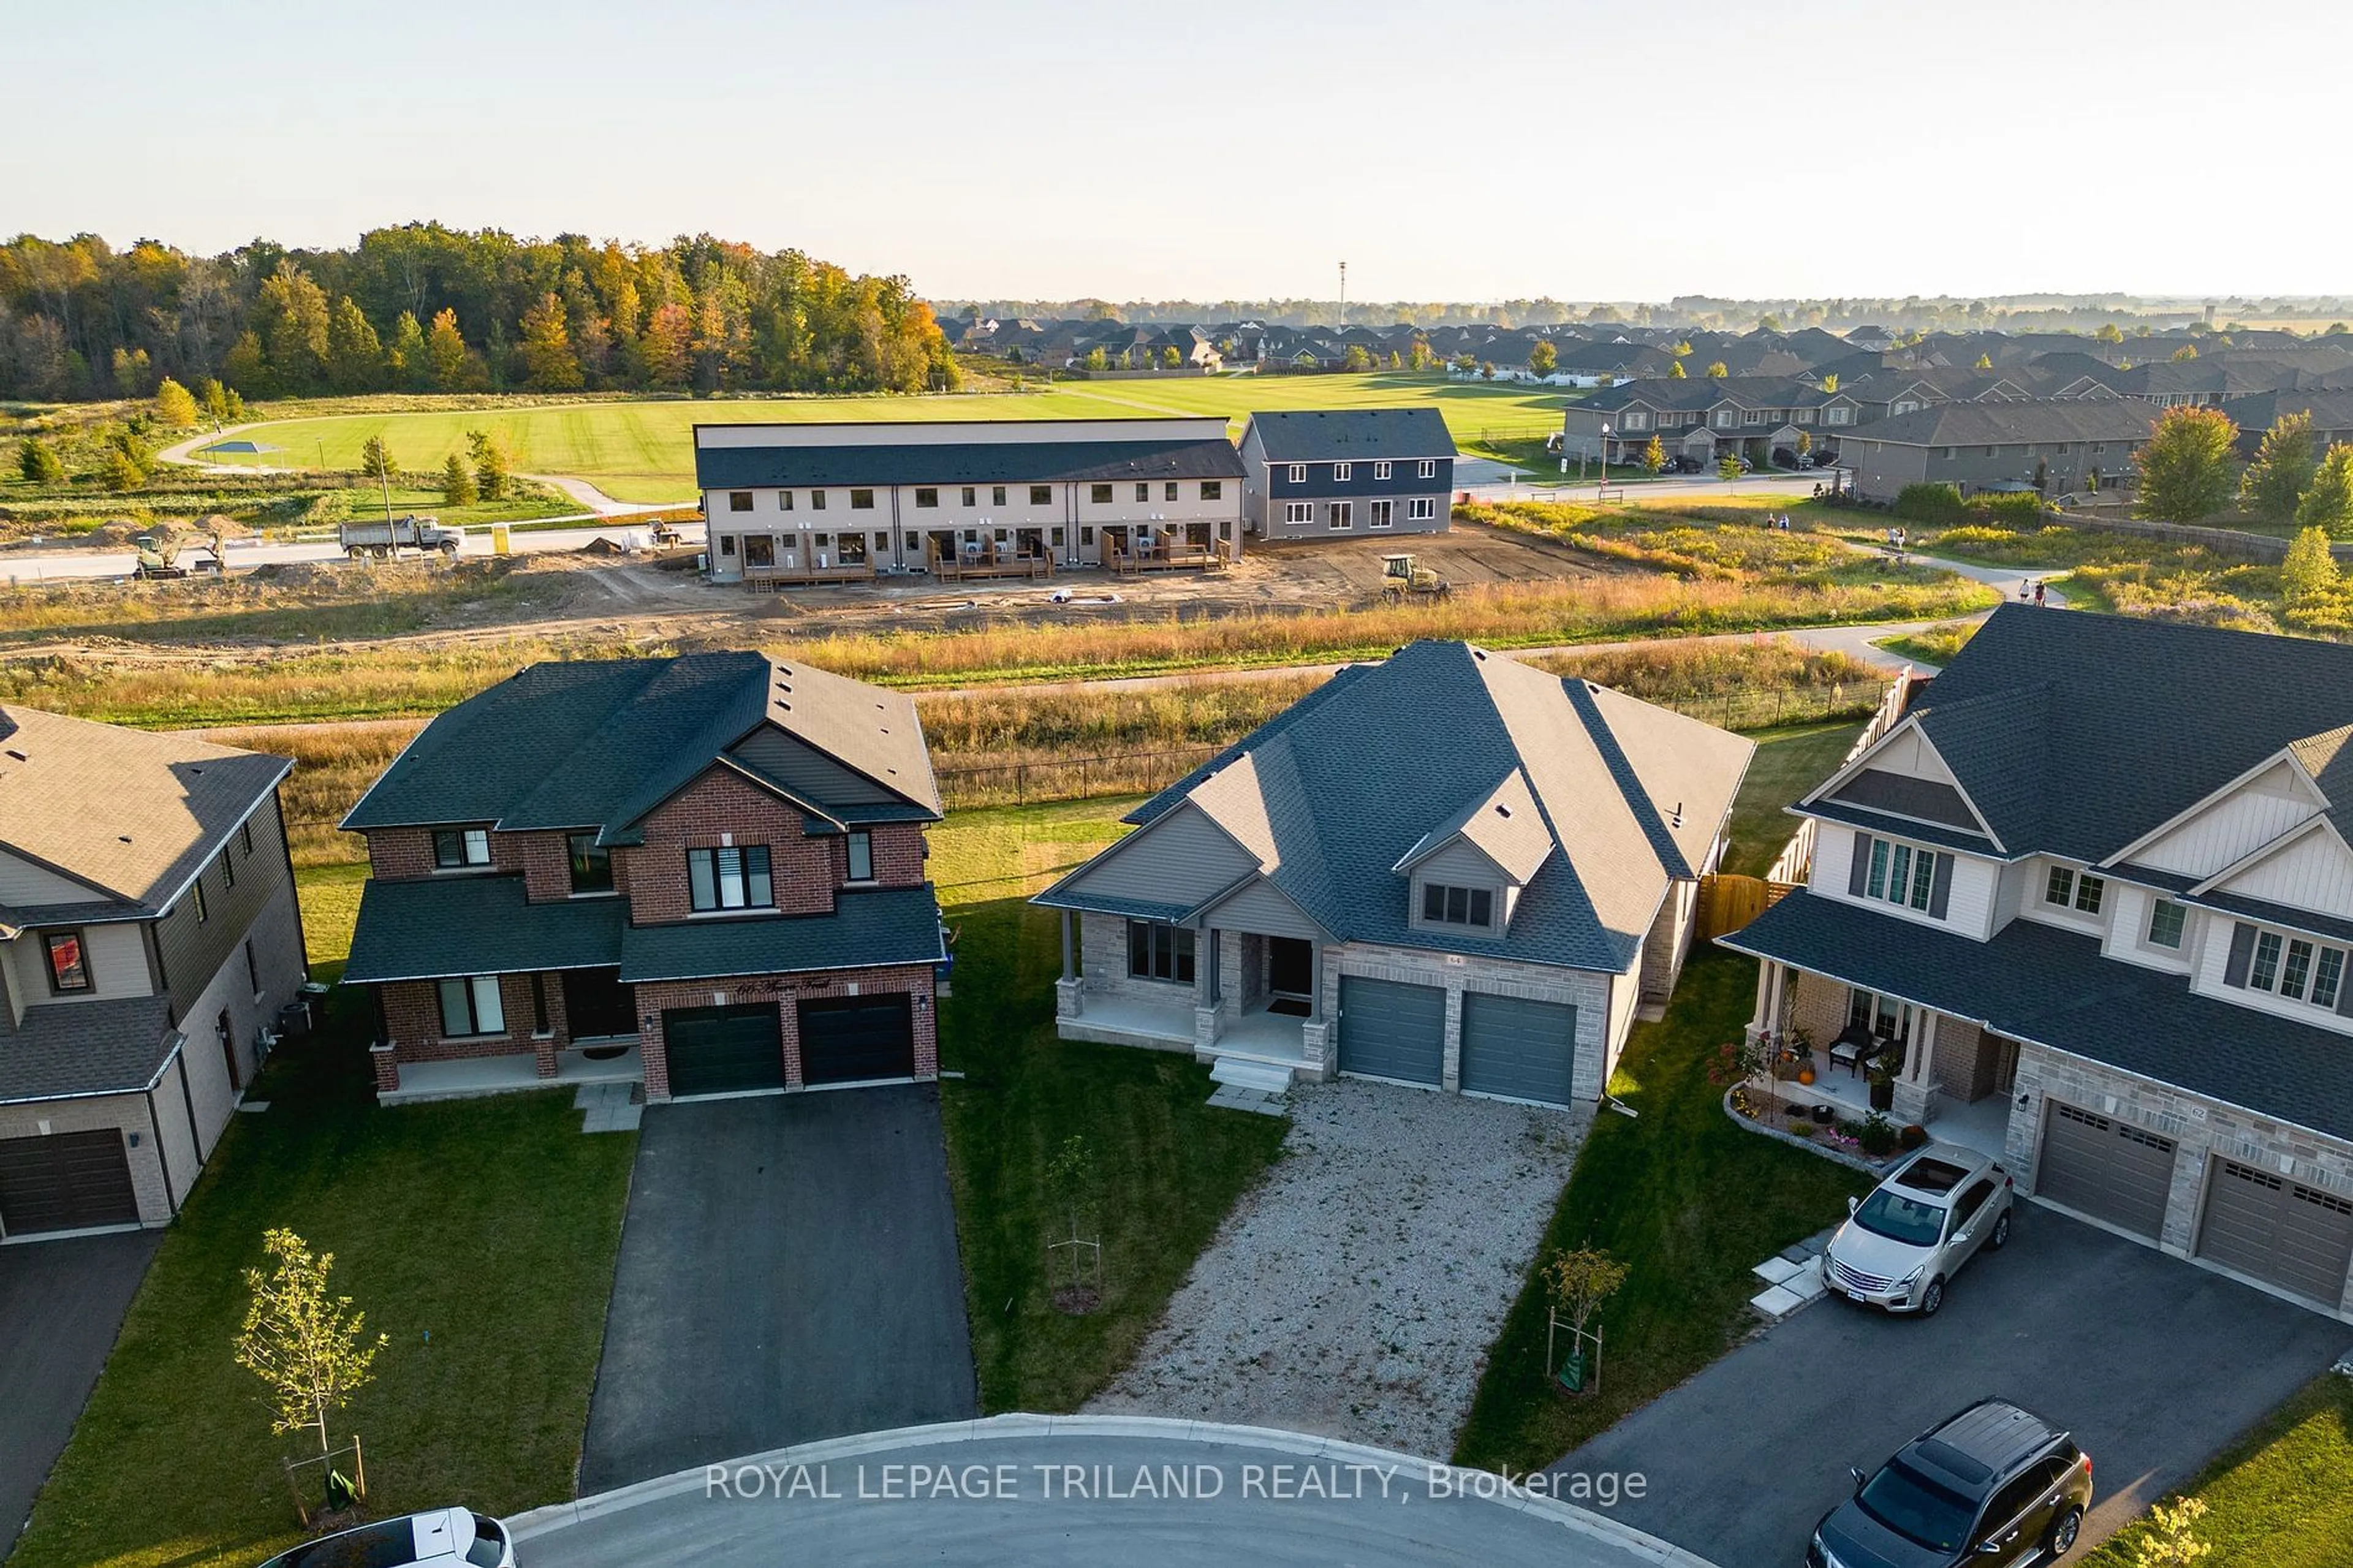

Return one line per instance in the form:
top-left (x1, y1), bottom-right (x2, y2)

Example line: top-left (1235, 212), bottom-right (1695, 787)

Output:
top-left (1320, 942), bottom-right (1613, 1103)
top-left (2007, 1042), bottom-right (2353, 1319)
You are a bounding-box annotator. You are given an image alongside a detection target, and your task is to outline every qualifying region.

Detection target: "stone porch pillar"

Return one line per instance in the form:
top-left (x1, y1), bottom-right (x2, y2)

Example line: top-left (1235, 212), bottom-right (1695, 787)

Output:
top-left (1055, 910), bottom-right (1083, 1018)
top-left (1298, 944), bottom-right (1334, 1079)
top-left (1892, 1010), bottom-right (1941, 1126)
top-left (1192, 923), bottom-right (1219, 1051)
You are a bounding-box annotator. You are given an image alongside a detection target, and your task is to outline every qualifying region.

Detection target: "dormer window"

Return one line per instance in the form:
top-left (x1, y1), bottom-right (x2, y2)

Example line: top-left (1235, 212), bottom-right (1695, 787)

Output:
top-left (1422, 884), bottom-right (1493, 928)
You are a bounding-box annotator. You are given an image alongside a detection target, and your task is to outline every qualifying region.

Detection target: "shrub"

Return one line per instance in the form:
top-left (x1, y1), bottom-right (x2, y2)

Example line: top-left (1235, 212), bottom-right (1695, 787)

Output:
top-left (1858, 1112), bottom-right (1900, 1157)
top-left (1893, 483), bottom-right (1969, 526)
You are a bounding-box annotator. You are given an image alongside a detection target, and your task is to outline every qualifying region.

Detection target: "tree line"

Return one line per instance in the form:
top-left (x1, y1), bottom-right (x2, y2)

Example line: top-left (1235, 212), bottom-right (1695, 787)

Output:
top-left (0, 224), bottom-right (959, 404)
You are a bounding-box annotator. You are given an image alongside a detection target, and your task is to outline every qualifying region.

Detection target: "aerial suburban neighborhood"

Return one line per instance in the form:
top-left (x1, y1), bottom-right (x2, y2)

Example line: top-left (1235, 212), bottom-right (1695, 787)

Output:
top-left (4, 8), bottom-right (2352, 1568)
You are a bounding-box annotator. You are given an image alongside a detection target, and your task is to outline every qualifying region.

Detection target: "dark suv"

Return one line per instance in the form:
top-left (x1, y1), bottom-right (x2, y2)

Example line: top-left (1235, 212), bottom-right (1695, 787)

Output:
top-left (1809, 1399), bottom-right (2092, 1566)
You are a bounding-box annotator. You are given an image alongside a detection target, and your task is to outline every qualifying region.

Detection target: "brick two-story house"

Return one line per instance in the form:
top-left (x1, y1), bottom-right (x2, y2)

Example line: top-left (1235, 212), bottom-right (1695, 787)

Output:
top-left (1725, 607), bottom-right (2353, 1319)
top-left (341, 653), bottom-right (945, 1103)
top-left (0, 710), bottom-right (308, 1238)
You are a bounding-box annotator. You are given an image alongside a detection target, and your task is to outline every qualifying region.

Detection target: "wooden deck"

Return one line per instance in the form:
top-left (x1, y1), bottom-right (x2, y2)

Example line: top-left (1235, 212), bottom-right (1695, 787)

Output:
top-left (1110, 541), bottom-right (1229, 574)
top-left (925, 540), bottom-right (1054, 581)
top-left (743, 561), bottom-right (876, 591)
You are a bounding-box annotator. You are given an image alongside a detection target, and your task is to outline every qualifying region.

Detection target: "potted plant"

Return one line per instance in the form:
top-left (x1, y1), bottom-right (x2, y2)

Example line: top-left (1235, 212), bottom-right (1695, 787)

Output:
top-left (1866, 1054), bottom-right (1896, 1113)
top-left (1789, 1026), bottom-right (1817, 1086)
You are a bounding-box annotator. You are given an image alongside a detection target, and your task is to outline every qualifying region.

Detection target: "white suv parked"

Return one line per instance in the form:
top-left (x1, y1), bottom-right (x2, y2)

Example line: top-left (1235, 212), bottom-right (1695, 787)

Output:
top-left (1824, 1145), bottom-right (2015, 1316)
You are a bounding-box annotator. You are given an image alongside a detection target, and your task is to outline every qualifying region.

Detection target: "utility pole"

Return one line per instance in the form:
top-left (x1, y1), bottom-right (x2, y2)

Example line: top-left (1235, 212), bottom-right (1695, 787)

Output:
top-left (1338, 260), bottom-right (1347, 328)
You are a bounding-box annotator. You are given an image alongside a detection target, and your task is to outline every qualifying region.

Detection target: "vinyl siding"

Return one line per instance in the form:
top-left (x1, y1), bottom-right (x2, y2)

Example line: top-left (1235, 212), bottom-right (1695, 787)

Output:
top-left (1053, 803), bottom-right (1259, 910)
top-left (8, 921), bottom-right (150, 1007)
top-left (2188, 914), bottom-right (2353, 1036)
top-left (1200, 877), bottom-right (1325, 942)
top-left (2212, 829), bottom-right (2353, 920)
top-left (2101, 882), bottom-right (2199, 975)
top-left (0, 850), bottom-right (100, 906)
top-left (154, 794), bottom-right (296, 1021)
top-left (2135, 763), bottom-right (2319, 878)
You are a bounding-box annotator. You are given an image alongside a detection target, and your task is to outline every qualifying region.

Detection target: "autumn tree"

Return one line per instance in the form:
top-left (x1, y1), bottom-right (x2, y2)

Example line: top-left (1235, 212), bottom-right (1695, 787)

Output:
top-left (256, 260), bottom-right (332, 392)
top-left (1081, 345), bottom-right (1108, 372)
top-left (2281, 527), bottom-right (2340, 604)
top-left (1641, 434), bottom-right (1666, 474)
top-left (426, 308), bottom-right (480, 391)
top-left (640, 301), bottom-right (693, 388)
top-left (234, 1229), bottom-right (388, 1478)
top-left (2240, 411), bottom-right (2317, 525)
top-left (2133, 406), bottom-right (2239, 523)
top-left (1529, 340), bottom-right (1558, 377)
top-left (1668, 359), bottom-right (1687, 379)
top-left (1160, 344), bottom-right (1182, 369)
top-left (1705, 360), bottom-right (1729, 377)
top-left (2299, 444), bottom-right (2353, 537)
top-left (1343, 344), bottom-right (1373, 371)
top-left (153, 376), bottom-right (199, 430)
top-left (519, 292), bottom-right (583, 390)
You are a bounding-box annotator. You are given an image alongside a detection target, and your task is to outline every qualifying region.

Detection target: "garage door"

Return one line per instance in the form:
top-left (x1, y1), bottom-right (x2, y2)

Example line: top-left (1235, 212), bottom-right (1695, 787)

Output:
top-left (0, 1130), bottom-right (140, 1236)
top-left (799, 994), bottom-right (915, 1086)
top-left (1336, 977), bottom-right (1444, 1085)
top-left (2197, 1159), bottom-right (2353, 1306)
top-left (2035, 1101), bottom-right (2177, 1238)
top-left (662, 1005), bottom-right (785, 1098)
top-left (1460, 993), bottom-right (1577, 1107)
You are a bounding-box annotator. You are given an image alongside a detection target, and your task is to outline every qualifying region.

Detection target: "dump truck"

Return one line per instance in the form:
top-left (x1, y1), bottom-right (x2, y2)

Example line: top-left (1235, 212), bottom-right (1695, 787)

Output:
top-left (338, 515), bottom-right (466, 559)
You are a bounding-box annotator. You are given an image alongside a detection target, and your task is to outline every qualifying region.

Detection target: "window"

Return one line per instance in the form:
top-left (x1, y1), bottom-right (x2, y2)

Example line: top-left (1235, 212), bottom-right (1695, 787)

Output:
top-left (1200, 480), bottom-right (1222, 501)
top-left (778, 490), bottom-right (794, 510)
top-left (1333, 463), bottom-right (1353, 482)
top-left (438, 975), bottom-right (506, 1037)
top-left (961, 486), bottom-right (977, 507)
top-left (2250, 930), bottom-right (2283, 991)
top-left (2281, 938), bottom-right (2316, 1001)
top-left (688, 846), bottom-right (773, 912)
top-left (1984, 445), bottom-right (1999, 457)
top-left (44, 930), bottom-right (90, 993)
top-left (1374, 461), bottom-right (1392, 479)
top-left (1421, 883), bottom-right (1494, 927)
top-left (222, 848), bottom-right (236, 889)
top-left (1409, 496), bottom-right (1437, 521)
top-left (1126, 920), bottom-right (1195, 983)
top-left (1164, 481), bottom-right (1179, 501)
top-left (1286, 464), bottom-right (1306, 483)
top-left (1860, 835), bottom-right (1941, 912)
top-left (2317, 947), bottom-right (2346, 1010)
top-left (2147, 899), bottom-right (2188, 949)
top-left (810, 489), bottom-right (827, 509)
top-left (849, 488), bottom-right (874, 510)
top-left (915, 487), bottom-right (939, 508)
top-left (1029, 484), bottom-right (1051, 505)
top-left (1368, 499), bottom-right (1394, 528)
top-left (2044, 866), bottom-right (2103, 914)
top-left (1828, 406), bottom-right (1851, 425)
top-left (1417, 458), bottom-right (1437, 478)
top-left (241, 819), bottom-right (255, 856)
top-left (1716, 410), bottom-right (1735, 427)
top-left (567, 832), bottom-right (613, 895)
top-left (193, 876), bottom-right (209, 924)
top-left (1847, 988), bottom-right (1911, 1039)
top-left (434, 827), bottom-right (492, 869)
top-left (728, 491), bottom-right (753, 512)
top-left (992, 486), bottom-right (1007, 506)
top-left (1623, 412), bottom-right (1650, 430)
top-left (1080, 526), bottom-right (1094, 545)
top-left (1284, 501), bottom-right (1313, 525)
top-left (846, 830), bottom-right (874, 883)
top-left (1091, 483), bottom-right (1114, 504)
top-left (719, 535), bottom-right (737, 556)
top-left (246, 937), bottom-right (262, 996)
top-left (1135, 482), bottom-right (1150, 502)
top-left (1327, 502), bottom-right (1352, 530)
top-left (1743, 409), bottom-right (1766, 424)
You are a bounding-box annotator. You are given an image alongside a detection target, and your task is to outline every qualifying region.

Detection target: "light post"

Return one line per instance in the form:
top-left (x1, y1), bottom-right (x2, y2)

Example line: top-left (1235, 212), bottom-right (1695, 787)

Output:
top-left (1599, 422), bottom-right (1610, 489)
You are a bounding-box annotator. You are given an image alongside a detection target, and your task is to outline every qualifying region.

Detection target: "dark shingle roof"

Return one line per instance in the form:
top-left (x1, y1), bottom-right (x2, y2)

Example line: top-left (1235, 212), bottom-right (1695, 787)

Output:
top-left (0, 994), bottom-right (177, 1104)
top-left (618, 886), bottom-right (943, 982)
top-left (343, 876), bottom-right (626, 983)
top-left (1840, 399), bottom-right (2158, 448)
top-left (343, 653), bottom-right (937, 839)
top-left (695, 436), bottom-right (1245, 490)
top-left (1244, 409), bottom-right (1458, 462)
top-left (1722, 892), bottom-right (2353, 1142)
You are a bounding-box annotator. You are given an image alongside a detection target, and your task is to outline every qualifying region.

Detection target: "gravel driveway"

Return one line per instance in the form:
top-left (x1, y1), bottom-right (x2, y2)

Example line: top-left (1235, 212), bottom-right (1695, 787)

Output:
top-left (1089, 1080), bottom-right (1588, 1459)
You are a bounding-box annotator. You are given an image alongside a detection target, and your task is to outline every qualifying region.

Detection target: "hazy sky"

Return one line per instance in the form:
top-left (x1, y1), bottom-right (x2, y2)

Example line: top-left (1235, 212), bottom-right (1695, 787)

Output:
top-left (7, 0), bottom-right (2343, 303)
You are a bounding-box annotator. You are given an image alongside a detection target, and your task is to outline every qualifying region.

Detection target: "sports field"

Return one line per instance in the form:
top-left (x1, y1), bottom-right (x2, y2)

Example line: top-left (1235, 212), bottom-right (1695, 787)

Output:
top-left (196, 373), bottom-right (1571, 502)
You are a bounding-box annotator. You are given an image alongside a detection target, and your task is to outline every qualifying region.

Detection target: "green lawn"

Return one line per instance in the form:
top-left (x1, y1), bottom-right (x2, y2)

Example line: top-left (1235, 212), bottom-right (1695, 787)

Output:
top-left (1723, 721), bottom-right (1866, 877)
top-left (8, 993), bottom-right (637, 1568)
top-left (1451, 948), bottom-right (1874, 1471)
top-left (926, 798), bottom-right (1290, 1411)
top-left (2082, 1375), bottom-right (2353, 1567)
top-left (192, 373), bottom-right (1571, 501)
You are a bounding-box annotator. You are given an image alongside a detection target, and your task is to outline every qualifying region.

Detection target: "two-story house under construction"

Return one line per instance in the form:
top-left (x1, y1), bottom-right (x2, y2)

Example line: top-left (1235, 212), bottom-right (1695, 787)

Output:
top-left (1238, 409), bottom-right (1458, 541)
top-left (341, 653), bottom-right (945, 1103)
top-left (1725, 606), bottom-right (2353, 1319)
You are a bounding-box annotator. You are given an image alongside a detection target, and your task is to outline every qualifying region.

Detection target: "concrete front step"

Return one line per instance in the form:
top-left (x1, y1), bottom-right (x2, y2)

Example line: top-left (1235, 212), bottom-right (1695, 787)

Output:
top-left (1210, 1056), bottom-right (1297, 1095)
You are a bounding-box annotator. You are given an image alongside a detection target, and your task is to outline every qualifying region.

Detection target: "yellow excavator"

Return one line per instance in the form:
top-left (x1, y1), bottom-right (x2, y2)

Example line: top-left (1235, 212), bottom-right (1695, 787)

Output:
top-left (131, 521), bottom-right (227, 580)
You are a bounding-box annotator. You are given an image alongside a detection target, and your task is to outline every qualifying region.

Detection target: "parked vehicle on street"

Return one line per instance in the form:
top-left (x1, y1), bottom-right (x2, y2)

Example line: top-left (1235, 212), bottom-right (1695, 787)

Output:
top-left (339, 514), bottom-right (466, 559)
top-left (257, 1507), bottom-right (513, 1567)
top-left (1823, 1145), bottom-right (2014, 1316)
top-left (1811, 1399), bottom-right (2092, 1567)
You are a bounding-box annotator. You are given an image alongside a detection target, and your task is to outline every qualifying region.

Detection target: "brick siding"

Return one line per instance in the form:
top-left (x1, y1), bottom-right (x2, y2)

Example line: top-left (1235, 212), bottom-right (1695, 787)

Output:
top-left (629, 768), bottom-right (837, 923)
top-left (636, 962), bottom-right (938, 1101)
top-left (381, 972), bottom-right (564, 1075)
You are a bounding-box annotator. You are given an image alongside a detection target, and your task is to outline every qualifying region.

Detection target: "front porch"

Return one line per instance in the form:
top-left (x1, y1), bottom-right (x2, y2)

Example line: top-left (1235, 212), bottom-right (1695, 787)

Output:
top-left (1747, 960), bottom-right (2020, 1161)
top-left (1048, 908), bottom-right (1327, 1087)
top-left (373, 1041), bottom-right (645, 1106)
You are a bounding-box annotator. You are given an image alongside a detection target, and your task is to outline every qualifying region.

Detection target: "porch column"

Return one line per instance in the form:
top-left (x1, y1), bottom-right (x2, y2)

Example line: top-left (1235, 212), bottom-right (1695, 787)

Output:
top-left (1892, 1010), bottom-right (1940, 1125)
top-left (1053, 909), bottom-right (1084, 1020)
top-left (1059, 909), bottom-right (1074, 982)
top-left (1192, 923), bottom-right (1219, 1051)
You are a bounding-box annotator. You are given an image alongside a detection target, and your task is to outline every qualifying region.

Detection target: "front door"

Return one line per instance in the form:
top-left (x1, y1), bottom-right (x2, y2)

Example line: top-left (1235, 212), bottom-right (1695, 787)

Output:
top-left (1268, 937), bottom-right (1313, 998)
top-left (563, 967), bottom-right (638, 1040)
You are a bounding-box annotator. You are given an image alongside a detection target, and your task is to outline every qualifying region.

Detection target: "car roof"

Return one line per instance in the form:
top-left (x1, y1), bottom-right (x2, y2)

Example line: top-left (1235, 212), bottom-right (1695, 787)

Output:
top-left (1907, 1400), bottom-right (2066, 1494)
top-left (262, 1507), bottom-right (476, 1568)
top-left (1888, 1144), bottom-right (1999, 1198)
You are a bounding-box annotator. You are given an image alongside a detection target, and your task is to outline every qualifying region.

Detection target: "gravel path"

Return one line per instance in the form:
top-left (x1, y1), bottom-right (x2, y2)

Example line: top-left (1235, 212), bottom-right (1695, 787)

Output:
top-left (1088, 1080), bottom-right (1589, 1460)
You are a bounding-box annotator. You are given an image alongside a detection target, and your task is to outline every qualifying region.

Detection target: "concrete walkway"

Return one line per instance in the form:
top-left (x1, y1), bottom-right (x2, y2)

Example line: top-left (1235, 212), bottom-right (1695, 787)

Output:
top-left (515, 1415), bottom-right (1719, 1567)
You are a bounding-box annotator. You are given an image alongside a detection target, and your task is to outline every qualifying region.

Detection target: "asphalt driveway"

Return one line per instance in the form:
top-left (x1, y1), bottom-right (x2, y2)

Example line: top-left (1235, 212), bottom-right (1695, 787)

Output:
top-left (579, 1087), bottom-right (976, 1493)
top-left (0, 1229), bottom-right (161, 1547)
top-left (1556, 1204), bottom-right (2352, 1565)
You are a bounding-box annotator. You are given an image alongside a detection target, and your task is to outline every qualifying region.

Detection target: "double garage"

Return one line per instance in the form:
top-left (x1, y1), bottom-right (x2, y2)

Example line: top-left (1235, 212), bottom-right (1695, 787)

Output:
top-left (662, 994), bottom-right (918, 1099)
top-left (1334, 975), bottom-right (1579, 1108)
top-left (2034, 1099), bottom-right (2353, 1312)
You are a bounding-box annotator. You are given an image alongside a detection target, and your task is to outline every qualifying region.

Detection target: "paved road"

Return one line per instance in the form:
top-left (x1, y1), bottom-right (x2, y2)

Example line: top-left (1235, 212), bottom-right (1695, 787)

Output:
top-left (521, 1418), bottom-right (1715, 1567)
top-left (579, 1089), bottom-right (976, 1493)
top-left (0, 1229), bottom-right (162, 1548)
top-left (1554, 1205), bottom-right (2352, 1564)
top-left (0, 517), bottom-right (707, 585)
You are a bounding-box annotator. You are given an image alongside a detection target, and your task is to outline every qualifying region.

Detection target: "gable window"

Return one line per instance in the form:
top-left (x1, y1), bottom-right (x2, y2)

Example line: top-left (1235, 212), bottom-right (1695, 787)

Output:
top-left (688, 845), bottom-right (773, 912)
top-left (1827, 407), bottom-right (1850, 425)
top-left (1283, 501), bottom-right (1313, 525)
top-left (2044, 866), bottom-right (2104, 915)
top-left (1422, 883), bottom-right (1494, 928)
top-left (1091, 483), bottom-right (1114, 504)
top-left (434, 827), bottom-right (492, 869)
top-left (1621, 412), bottom-right (1648, 431)
top-left (1286, 464), bottom-right (1306, 483)
top-left (1127, 920), bottom-right (1195, 983)
top-left (438, 975), bottom-right (506, 1037)
top-left (810, 489), bottom-right (827, 510)
top-left (567, 832), bottom-right (613, 895)
top-left (2146, 898), bottom-right (2188, 949)
top-left (44, 930), bottom-right (90, 993)
top-left (728, 491), bottom-right (753, 512)
top-left (1409, 497), bottom-right (1437, 521)
top-left (1850, 832), bottom-right (1949, 915)
top-left (846, 830), bottom-right (874, 884)
top-left (1200, 480), bottom-right (1222, 500)
top-left (915, 487), bottom-right (940, 508)
top-left (849, 488), bottom-right (875, 510)
top-left (1715, 410), bottom-right (1735, 428)
top-left (1373, 460), bottom-right (1392, 479)
top-left (1368, 499), bottom-right (1394, 528)
top-left (1417, 459), bottom-right (1437, 478)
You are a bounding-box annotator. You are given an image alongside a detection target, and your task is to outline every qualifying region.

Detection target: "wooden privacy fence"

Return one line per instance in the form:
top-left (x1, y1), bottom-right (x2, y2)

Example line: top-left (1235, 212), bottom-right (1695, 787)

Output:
top-left (1697, 873), bottom-right (1798, 940)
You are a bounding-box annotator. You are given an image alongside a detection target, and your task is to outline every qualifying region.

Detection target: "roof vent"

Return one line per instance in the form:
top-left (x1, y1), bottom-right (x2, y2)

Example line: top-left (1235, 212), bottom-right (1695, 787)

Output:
top-left (1671, 801), bottom-right (1685, 828)
top-left (4, 749), bottom-right (23, 762)
top-left (119, 835), bottom-right (134, 844)
top-left (779, 701), bottom-right (792, 711)
top-left (1586, 682), bottom-right (1602, 695)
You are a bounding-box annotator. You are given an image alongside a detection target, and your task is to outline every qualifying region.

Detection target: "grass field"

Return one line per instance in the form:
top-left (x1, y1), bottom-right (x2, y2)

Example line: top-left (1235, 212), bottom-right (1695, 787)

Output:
top-left (189, 373), bottom-right (1573, 501)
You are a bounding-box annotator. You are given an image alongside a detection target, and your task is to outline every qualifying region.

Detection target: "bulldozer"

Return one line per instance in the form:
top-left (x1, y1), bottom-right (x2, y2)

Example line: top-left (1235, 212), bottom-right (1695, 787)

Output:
top-left (131, 521), bottom-right (226, 580)
top-left (1379, 552), bottom-right (1450, 604)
